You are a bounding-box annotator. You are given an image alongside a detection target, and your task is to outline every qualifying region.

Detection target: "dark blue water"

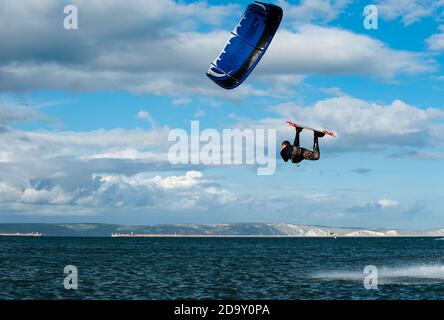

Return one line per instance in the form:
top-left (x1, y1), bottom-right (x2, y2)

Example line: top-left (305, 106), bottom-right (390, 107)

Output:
top-left (1, 237), bottom-right (444, 300)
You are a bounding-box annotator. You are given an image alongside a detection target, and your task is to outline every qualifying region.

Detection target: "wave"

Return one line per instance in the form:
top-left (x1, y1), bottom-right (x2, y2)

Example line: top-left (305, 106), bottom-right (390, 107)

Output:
top-left (311, 264), bottom-right (444, 284)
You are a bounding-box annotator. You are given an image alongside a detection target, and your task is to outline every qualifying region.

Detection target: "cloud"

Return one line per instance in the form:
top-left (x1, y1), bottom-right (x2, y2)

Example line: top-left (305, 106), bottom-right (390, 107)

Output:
top-left (20, 186), bottom-right (73, 205)
top-left (427, 25), bottom-right (444, 51)
top-left (261, 26), bottom-right (434, 79)
top-left (0, 0), bottom-right (237, 57)
top-left (0, 120), bottom-right (237, 215)
top-left (146, 170), bottom-right (204, 189)
top-left (278, 0), bottom-right (351, 25)
top-left (377, 199), bottom-right (399, 208)
top-left (0, 127), bottom-right (170, 161)
top-left (387, 150), bottom-right (444, 160)
top-left (0, 121), bottom-right (437, 227)
top-left (0, 0), bottom-right (240, 97)
top-left (265, 95), bottom-right (444, 152)
top-left (137, 110), bottom-right (156, 128)
top-left (193, 110), bottom-right (206, 118)
top-left (0, 102), bottom-right (43, 129)
top-left (320, 87), bottom-right (347, 97)
top-left (0, 1), bottom-right (434, 96)
top-left (0, 170), bottom-right (236, 214)
top-left (172, 97), bottom-right (192, 105)
top-left (376, 0), bottom-right (444, 26)
top-left (352, 168), bottom-right (372, 175)
top-left (337, 199), bottom-right (436, 228)
top-left (1, 92), bottom-right (442, 219)
top-left (346, 198), bottom-right (399, 213)
top-left (90, 170), bottom-right (236, 210)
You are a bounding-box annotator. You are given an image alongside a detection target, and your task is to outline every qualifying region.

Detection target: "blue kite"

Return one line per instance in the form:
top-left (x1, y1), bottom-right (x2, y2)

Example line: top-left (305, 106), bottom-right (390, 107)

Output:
top-left (206, 2), bottom-right (283, 90)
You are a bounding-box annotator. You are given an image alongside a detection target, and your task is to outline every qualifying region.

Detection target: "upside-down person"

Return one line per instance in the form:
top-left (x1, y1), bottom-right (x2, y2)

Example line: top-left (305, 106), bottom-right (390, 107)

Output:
top-left (280, 127), bottom-right (325, 164)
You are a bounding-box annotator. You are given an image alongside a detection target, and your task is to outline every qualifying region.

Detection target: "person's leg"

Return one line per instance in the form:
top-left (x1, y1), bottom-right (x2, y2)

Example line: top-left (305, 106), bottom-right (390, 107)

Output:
top-left (302, 133), bottom-right (321, 161)
top-left (293, 127), bottom-right (303, 147)
top-left (311, 134), bottom-right (320, 160)
top-left (302, 149), bottom-right (318, 161)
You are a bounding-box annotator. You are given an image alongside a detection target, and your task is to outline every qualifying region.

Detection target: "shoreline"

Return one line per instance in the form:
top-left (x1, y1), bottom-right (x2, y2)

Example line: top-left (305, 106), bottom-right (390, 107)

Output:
top-left (110, 233), bottom-right (444, 238)
top-left (1, 234), bottom-right (443, 238)
top-left (0, 232), bottom-right (42, 237)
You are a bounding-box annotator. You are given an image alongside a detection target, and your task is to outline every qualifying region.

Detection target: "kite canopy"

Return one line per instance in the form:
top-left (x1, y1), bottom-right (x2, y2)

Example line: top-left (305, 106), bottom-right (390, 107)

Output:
top-left (206, 2), bottom-right (283, 89)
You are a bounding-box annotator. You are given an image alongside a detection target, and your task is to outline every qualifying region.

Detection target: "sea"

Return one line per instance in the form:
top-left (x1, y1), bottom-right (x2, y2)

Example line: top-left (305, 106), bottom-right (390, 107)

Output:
top-left (1, 237), bottom-right (444, 300)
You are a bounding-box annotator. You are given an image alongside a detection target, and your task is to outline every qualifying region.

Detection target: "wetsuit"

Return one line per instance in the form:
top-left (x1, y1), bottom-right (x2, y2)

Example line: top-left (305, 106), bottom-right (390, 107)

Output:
top-left (280, 129), bottom-right (321, 164)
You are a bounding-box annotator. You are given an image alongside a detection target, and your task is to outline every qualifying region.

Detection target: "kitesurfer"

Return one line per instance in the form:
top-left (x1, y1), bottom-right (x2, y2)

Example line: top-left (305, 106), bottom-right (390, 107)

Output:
top-left (280, 127), bottom-right (325, 164)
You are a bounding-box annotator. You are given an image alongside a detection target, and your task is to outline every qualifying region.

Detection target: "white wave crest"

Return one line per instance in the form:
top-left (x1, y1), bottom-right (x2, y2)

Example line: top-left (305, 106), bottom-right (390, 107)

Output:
top-left (312, 264), bottom-right (444, 284)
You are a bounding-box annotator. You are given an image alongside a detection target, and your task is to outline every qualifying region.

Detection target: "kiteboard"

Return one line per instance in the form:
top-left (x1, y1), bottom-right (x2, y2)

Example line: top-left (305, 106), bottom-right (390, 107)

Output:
top-left (286, 121), bottom-right (336, 138)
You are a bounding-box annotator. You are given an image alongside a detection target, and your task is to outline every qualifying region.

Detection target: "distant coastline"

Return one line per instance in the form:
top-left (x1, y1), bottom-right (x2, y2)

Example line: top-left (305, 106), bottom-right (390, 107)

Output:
top-left (0, 223), bottom-right (443, 238)
top-left (110, 234), bottom-right (444, 238)
top-left (111, 233), bottom-right (338, 238)
top-left (110, 232), bottom-right (444, 238)
top-left (0, 232), bottom-right (42, 237)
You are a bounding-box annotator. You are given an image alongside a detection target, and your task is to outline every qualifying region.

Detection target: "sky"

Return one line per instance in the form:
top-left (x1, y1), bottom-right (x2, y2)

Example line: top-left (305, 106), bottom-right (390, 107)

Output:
top-left (0, 0), bottom-right (444, 229)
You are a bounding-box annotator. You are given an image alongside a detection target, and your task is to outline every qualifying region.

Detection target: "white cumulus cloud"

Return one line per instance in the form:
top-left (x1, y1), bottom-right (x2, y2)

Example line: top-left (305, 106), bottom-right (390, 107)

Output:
top-left (0, 1), bottom-right (435, 96)
top-left (427, 25), bottom-right (444, 51)
top-left (262, 95), bottom-right (444, 151)
top-left (376, 0), bottom-right (444, 26)
top-left (377, 199), bottom-right (399, 208)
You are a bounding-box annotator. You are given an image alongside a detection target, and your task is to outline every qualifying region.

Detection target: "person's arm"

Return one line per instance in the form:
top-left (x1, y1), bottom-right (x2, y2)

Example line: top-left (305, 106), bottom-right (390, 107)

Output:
top-left (280, 148), bottom-right (290, 162)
